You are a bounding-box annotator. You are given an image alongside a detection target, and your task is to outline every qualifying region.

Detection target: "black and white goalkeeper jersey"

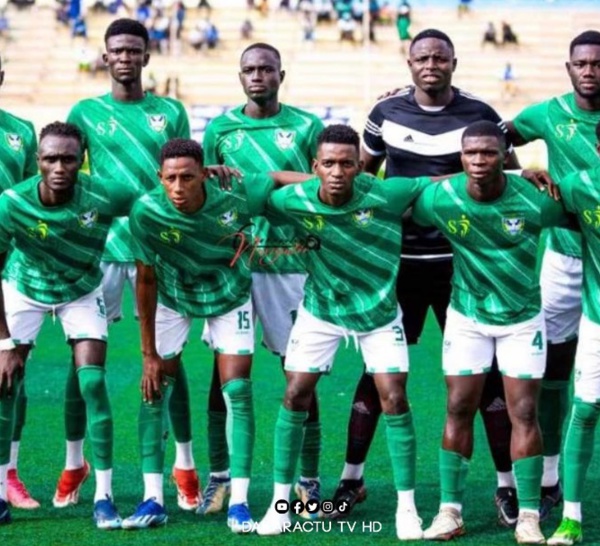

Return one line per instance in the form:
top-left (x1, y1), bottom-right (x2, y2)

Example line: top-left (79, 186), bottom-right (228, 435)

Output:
top-left (363, 85), bottom-right (507, 259)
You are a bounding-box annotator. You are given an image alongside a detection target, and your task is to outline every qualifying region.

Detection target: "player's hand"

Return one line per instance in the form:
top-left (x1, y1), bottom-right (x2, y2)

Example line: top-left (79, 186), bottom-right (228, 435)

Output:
top-left (206, 165), bottom-right (242, 191)
top-left (141, 354), bottom-right (167, 403)
top-left (376, 86), bottom-right (408, 100)
top-left (0, 348), bottom-right (23, 398)
top-left (521, 169), bottom-right (561, 200)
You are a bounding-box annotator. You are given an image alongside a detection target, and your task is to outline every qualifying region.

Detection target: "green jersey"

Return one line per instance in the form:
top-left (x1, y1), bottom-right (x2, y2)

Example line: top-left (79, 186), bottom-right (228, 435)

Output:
top-left (0, 109), bottom-right (37, 191)
top-left (513, 93), bottom-right (600, 258)
top-left (267, 173), bottom-right (429, 331)
top-left (203, 103), bottom-right (324, 273)
top-left (130, 174), bottom-right (275, 318)
top-left (558, 166), bottom-right (600, 325)
top-left (0, 174), bottom-right (137, 304)
top-left (413, 173), bottom-right (568, 325)
top-left (67, 92), bottom-right (190, 262)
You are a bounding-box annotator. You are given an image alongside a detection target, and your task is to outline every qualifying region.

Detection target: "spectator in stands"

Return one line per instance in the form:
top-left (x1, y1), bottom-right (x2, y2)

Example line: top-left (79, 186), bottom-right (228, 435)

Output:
top-left (338, 11), bottom-right (356, 43)
top-left (240, 18), bottom-right (253, 40)
top-left (501, 21), bottom-right (519, 46)
top-left (457, 0), bottom-right (471, 18)
top-left (396, 0), bottom-right (411, 55)
top-left (173, 1), bottom-right (185, 39)
top-left (55, 1), bottom-right (70, 26)
top-left (163, 76), bottom-right (181, 99)
top-left (198, 0), bottom-right (212, 12)
top-left (500, 61), bottom-right (517, 101)
top-left (0, 9), bottom-right (10, 40)
top-left (72, 15), bottom-right (88, 42)
top-left (188, 18), bottom-right (219, 51)
top-left (314, 0), bottom-right (334, 22)
top-left (299, 0), bottom-right (316, 42)
top-left (482, 21), bottom-right (498, 48)
top-left (135, 0), bottom-right (152, 24)
top-left (144, 71), bottom-right (158, 93)
top-left (148, 10), bottom-right (170, 53)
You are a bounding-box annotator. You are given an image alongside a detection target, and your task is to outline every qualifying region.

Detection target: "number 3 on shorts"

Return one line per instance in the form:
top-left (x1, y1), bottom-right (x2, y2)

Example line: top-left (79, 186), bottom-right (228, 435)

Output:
top-left (237, 310), bottom-right (250, 330)
top-left (531, 330), bottom-right (544, 351)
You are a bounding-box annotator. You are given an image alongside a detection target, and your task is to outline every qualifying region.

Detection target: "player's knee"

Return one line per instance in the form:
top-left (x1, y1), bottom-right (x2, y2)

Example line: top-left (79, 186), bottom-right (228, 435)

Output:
top-left (446, 393), bottom-right (478, 424)
top-left (509, 397), bottom-right (538, 428)
top-left (378, 388), bottom-right (408, 414)
top-left (284, 380), bottom-right (314, 412)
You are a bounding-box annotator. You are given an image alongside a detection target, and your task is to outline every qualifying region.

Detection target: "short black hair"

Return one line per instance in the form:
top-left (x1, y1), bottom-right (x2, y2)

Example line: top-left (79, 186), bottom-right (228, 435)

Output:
top-left (160, 138), bottom-right (204, 166)
top-left (39, 121), bottom-right (83, 148)
top-left (570, 30), bottom-right (600, 56)
top-left (104, 18), bottom-right (149, 46)
top-left (240, 42), bottom-right (281, 63)
top-left (410, 29), bottom-right (454, 54)
top-left (461, 120), bottom-right (506, 149)
top-left (317, 124), bottom-right (360, 152)
top-left (596, 119), bottom-right (600, 143)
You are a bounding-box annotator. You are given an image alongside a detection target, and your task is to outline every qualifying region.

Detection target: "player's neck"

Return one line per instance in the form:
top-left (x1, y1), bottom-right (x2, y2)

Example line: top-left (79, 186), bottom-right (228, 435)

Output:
top-left (37, 182), bottom-right (74, 207)
top-left (111, 80), bottom-right (145, 102)
top-left (466, 174), bottom-right (506, 202)
top-left (244, 99), bottom-right (280, 119)
top-left (574, 92), bottom-right (600, 112)
top-left (414, 86), bottom-right (454, 108)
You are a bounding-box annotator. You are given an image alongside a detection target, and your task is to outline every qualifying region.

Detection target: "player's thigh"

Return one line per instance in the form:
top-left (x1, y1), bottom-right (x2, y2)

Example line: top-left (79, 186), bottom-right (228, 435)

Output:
top-left (284, 304), bottom-right (342, 374)
top-left (100, 261), bottom-right (127, 323)
top-left (251, 272), bottom-right (306, 356)
top-left (57, 286), bottom-right (109, 343)
top-left (155, 303), bottom-right (193, 359)
top-left (495, 312), bottom-right (546, 379)
top-left (442, 306), bottom-right (495, 376)
top-left (572, 315), bottom-right (600, 403)
top-left (2, 281), bottom-right (47, 346)
top-left (540, 249), bottom-right (582, 344)
top-left (126, 263), bottom-right (139, 318)
top-left (359, 308), bottom-right (410, 374)
top-left (205, 298), bottom-right (254, 357)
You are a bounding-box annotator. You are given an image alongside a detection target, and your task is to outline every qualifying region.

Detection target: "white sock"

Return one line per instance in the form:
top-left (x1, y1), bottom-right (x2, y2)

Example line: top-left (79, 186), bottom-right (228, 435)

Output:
top-left (440, 502), bottom-right (462, 514)
top-left (542, 455), bottom-right (560, 487)
top-left (93, 468), bottom-right (113, 503)
top-left (497, 471), bottom-right (516, 488)
top-left (0, 463), bottom-right (7, 501)
top-left (174, 441), bottom-right (195, 470)
top-left (230, 477), bottom-right (250, 505)
top-left (271, 482), bottom-right (292, 509)
top-left (143, 473), bottom-right (164, 506)
top-left (563, 501), bottom-right (582, 522)
top-left (397, 489), bottom-right (417, 511)
top-left (211, 470), bottom-right (230, 480)
top-left (340, 463), bottom-right (364, 481)
top-left (299, 475), bottom-right (319, 483)
top-left (65, 440), bottom-right (85, 470)
top-left (519, 508), bottom-right (539, 517)
top-left (8, 441), bottom-right (19, 471)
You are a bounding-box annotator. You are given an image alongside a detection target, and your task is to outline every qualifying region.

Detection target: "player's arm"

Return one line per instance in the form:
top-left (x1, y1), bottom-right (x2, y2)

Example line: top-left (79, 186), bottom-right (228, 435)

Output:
top-left (268, 171), bottom-right (313, 187)
top-left (410, 183), bottom-right (437, 227)
top-left (362, 104), bottom-right (387, 176)
top-left (361, 148), bottom-right (386, 176)
top-left (0, 253), bottom-right (23, 397)
top-left (23, 122), bottom-right (38, 179)
top-left (175, 101), bottom-right (191, 139)
top-left (504, 101), bottom-right (548, 148)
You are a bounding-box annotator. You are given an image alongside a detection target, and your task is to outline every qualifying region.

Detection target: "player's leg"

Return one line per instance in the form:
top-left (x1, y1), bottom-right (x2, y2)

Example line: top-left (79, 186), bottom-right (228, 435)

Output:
top-left (496, 312), bottom-right (546, 544)
top-left (257, 305), bottom-right (339, 536)
top-left (424, 306), bottom-right (492, 541)
top-left (548, 315), bottom-right (599, 546)
top-left (539, 250), bottom-right (581, 520)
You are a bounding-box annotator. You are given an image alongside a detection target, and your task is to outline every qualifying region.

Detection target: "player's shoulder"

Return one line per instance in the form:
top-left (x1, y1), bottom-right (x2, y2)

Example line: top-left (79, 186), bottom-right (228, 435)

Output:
top-left (280, 103), bottom-right (323, 124)
top-left (206, 105), bottom-right (245, 130)
top-left (0, 109), bottom-right (35, 135)
top-left (149, 93), bottom-right (187, 112)
top-left (453, 88), bottom-right (500, 116)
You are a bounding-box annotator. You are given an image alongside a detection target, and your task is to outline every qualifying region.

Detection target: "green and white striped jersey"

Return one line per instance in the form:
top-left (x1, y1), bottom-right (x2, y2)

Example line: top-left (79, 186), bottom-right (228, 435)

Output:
top-left (0, 109), bottom-right (37, 191)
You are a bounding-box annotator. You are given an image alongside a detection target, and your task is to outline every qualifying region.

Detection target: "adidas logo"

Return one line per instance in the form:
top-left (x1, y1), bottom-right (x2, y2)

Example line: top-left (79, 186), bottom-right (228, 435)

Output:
top-left (403, 135), bottom-right (414, 142)
top-left (486, 397), bottom-right (507, 412)
top-left (352, 401), bottom-right (371, 415)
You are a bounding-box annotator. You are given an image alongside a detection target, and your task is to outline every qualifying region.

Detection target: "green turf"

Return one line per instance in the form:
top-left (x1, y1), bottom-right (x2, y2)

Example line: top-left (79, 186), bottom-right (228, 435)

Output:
top-left (3, 295), bottom-right (600, 546)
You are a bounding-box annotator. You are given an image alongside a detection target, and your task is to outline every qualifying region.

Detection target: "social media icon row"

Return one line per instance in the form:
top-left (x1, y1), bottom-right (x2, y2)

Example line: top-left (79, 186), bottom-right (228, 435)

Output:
top-left (274, 499), bottom-right (349, 515)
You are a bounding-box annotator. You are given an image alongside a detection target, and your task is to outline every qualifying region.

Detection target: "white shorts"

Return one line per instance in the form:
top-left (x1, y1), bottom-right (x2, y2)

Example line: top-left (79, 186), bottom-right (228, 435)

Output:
top-left (251, 272), bottom-right (306, 356)
top-left (573, 315), bottom-right (600, 403)
top-left (284, 304), bottom-right (410, 374)
top-left (100, 261), bottom-right (138, 323)
top-left (443, 307), bottom-right (546, 379)
top-left (158, 299), bottom-right (254, 359)
top-left (3, 281), bottom-right (108, 345)
top-left (540, 249), bottom-right (582, 344)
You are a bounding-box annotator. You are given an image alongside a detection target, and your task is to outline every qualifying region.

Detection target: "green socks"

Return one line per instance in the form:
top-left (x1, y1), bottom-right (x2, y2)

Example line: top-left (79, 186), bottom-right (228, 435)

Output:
top-left (539, 380), bottom-right (570, 456)
top-left (139, 378), bottom-right (173, 473)
top-left (207, 410), bottom-right (229, 473)
top-left (169, 364), bottom-right (192, 443)
top-left (274, 406), bottom-right (307, 484)
top-left (222, 378), bottom-right (255, 479)
top-left (440, 448), bottom-right (470, 504)
top-left (65, 364), bottom-right (86, 441)
top-left (0, 376), bottom-right (21, 465)
top-left (514, 455), bottom-right (543, 511)
top-left (563, 400), bottom-right (600, 503)
top-left (299, 421), bottom-right (321, 478)
top-left (384, 412), bottom-right (416, 490)
top-left (77, 365), bottom-right (113, 471)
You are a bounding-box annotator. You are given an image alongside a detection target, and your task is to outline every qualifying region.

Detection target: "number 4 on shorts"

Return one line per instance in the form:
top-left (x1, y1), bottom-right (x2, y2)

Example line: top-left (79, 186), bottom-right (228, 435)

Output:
top-left (531, 330), bottom-right (544, 351)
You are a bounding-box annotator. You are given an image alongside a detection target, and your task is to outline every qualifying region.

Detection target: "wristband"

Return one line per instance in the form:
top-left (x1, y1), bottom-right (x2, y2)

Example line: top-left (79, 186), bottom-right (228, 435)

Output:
top-left (505, 169), bottom-right (524, 176)
top-left (0, 338), bottom-right (15, 351)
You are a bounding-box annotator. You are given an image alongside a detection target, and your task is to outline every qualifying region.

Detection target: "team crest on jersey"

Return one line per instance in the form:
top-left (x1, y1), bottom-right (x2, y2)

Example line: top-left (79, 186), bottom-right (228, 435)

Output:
top-left (27, 220), bottom-right (49, 241)
top-left (218, 209), bottom-right (238, 227)
top-left (159, 227), bottom-right (182, 244)
top-left (274, 130), bottom-right (296, 150)
top-left (502, 217), bottom-right (525, 236)
top-left (148, 114), bottom-right (167, 133)
top-left (78, 209), bottom-right (98, 229)
top-left (5, 133), bottom-right (22, 152)
top-left (352, 208), bottom-right (373, 227)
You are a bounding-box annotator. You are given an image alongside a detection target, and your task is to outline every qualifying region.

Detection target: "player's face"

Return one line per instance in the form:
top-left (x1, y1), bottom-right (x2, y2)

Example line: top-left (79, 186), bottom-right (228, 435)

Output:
top-left (37, 135), bottom-right (83, 193)
top-left (104, 34), bottom-right (149, 85)
top-left (159, 157), bottom-right (207, 213)
top-left (567, 44), bottom-right (600, 100)
top-left (239, 48), bottom-right (284, 104)
top-left (313, 143), bottom-right (362, 203)
top-left (461, 135), bottom-right (506, 191)
top-left (408, 38), bottom-right (456, 93)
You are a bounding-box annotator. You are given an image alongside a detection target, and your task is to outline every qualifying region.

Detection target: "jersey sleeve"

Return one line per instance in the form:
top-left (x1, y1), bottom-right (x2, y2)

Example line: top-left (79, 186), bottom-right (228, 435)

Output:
top-left (540, 192), bottom-right (569, 228)
top-left (23, 121), bottom-right (38, 179)
top-left (129, 202), bottom-right (156, 265)
top-left (244, 173), bottom-right (276, 215)
top-left (267, 185), bottom-right (288, 215)
top-left (556, 171), bottom-right (577, 214)
top-left (362, 102), bottom-right (386, 156)
top-left (0, 193), bottom-right (13, 253)
top-left (307, 118), bottom-right (325, 161)
top-left (105, 180), bottom-right (143, 217)
top-left (412, 184), bottom-right (437, 227)
top-left (174, 101), bottom-right (191, 139)
top-left (512, 101), bottom-right (549, 143)
top-left (383, 176), bottom-right (431, 214)
top-left (202, 120), bottom-right (219, 165)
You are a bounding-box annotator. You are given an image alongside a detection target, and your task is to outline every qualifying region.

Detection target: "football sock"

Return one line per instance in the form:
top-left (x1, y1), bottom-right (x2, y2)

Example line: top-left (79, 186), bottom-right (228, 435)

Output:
top-left (65, 363), bottom-right (86, 442)
top-left (513, 455), bottom-right (543, 511)
top-left (8, 442), bottom-right (19, 471)
top-left (230, 477), bottom-right (250, 505)
top-left (274, 406), bottom-right (307, 484)
top-left (539, 379), bottom-right (570, 459)
top-left (174, 441), bottom-right (195, 470)
top-left (65, 440), bottom-right (85, 470)
top-left (384, 412), bottom-right (416, 490)
top-left (0, 464), bottom-right (7, 501)
top-left (77, 365), bottom-right (113, 471)
top-left (139, 378), bottom-right (173, 474)
top-left (222, 378), bottom-right (254, 479)
top-left (0, 375), bottom-right (20, 467)
top-left (11, 381), bottom-right (26, 443)
top-left (207, 411), bottom-right (229, 474)
top-left (341, 462), bottom-right (364, 481)
top-left (542, 455), bottom-right (560, 488)
top-left (439, 448), bottom-right (469, 505)
top-left (94, 468), bottom-right (113, 503)
top-left (563, 501), bottom-right (582, 522)
top-left (143, 473), bottom-right (164, 506)
top-left (169, 364), bottom-right (192, 443)
top-left (563, 400), bottom-right (600, 503)
top-left (299, 421), bottom-right (321, 480)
